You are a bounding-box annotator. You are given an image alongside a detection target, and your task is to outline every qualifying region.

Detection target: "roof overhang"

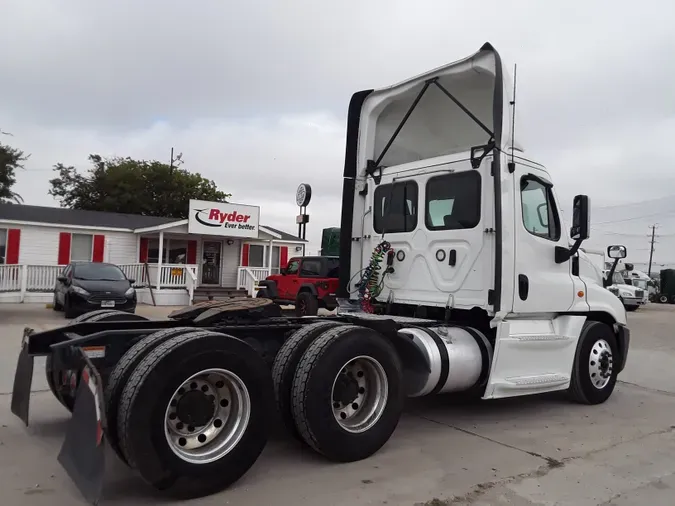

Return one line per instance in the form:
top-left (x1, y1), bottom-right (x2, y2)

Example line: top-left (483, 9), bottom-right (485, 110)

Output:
top-left (133, 220), bottom-right (189, 234)
top-left (0, 219), bottom-right (131, 233)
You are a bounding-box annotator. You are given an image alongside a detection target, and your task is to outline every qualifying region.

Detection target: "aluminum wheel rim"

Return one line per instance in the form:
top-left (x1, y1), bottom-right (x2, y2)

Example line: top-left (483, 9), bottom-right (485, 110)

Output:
top-left (589, 339), bottom-right (613, 390)
top-left (331, 356), bottom-right (388, 433)
top-left (164, 368), bottom-right (250, 464)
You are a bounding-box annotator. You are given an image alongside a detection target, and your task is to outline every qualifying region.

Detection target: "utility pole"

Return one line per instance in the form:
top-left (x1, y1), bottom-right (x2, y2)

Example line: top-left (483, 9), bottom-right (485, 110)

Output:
top-left (648, 224), bottom-right (657, 277)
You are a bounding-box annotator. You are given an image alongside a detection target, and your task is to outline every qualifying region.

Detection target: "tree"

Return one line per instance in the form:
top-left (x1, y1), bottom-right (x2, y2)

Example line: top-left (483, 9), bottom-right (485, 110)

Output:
top-left (49, 154), bottom-right (231, 218)
top-left (0, 132), bottom-right (29, 204)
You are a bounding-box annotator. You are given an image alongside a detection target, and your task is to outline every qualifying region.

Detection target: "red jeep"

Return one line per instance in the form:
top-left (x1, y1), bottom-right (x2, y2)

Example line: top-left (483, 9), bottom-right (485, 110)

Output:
top-left (256, 256), bottom-right (339, 316)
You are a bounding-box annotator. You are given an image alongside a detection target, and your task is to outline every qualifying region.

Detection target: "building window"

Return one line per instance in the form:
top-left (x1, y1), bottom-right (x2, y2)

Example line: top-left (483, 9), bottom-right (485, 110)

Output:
top-left (71, 233), bottom-right (93, 262)
top-left (147, 238), bottom-right (189, 264)
top-left (0, 228), bottom-right (6, 264)
top-left (249, 245), bottom-right (265, 268)
top-left (247, 244), bottom-right (281, 273)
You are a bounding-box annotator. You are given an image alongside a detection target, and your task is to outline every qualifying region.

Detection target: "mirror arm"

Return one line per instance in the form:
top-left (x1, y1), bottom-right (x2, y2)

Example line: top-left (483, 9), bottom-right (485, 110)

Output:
top-left (604, 258), bottom-right (620, 288)
top-left (555, 237), bottom-right (584, 264)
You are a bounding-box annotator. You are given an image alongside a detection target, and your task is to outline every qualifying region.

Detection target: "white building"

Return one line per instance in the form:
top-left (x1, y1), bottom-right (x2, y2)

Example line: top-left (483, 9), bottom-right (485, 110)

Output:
top-left (0, 200), bottom-right (306, 305)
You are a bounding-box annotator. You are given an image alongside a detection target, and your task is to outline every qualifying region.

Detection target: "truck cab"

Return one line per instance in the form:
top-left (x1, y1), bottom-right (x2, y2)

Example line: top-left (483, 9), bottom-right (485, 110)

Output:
top-left (604, 270), bottom-right (643, 311)
top-left (338, 42), bottom-right (629, 400)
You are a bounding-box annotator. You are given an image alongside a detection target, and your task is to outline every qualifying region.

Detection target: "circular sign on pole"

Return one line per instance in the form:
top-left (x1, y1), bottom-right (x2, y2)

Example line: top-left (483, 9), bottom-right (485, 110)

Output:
top-left (296, 183), bottom-right (312, 207)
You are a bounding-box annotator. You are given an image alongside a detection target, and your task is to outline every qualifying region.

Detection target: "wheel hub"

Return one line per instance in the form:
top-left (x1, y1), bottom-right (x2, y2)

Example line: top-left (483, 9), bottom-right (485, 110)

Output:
top-left (176, 390), bottom-right (215, 427)
top-left (331, 356), bottom-right (389, 434)
top-left (588, 339), bottom-right (614, 390)
top-left (164, 369), bottom-right (251, 464)
top-left (333, 373), bottom-right (360, 405)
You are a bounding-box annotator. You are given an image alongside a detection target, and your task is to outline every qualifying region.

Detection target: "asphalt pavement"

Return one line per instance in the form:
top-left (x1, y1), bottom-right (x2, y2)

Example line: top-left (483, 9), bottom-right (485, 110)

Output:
top-left (1, 303), bottom-right (674, 505)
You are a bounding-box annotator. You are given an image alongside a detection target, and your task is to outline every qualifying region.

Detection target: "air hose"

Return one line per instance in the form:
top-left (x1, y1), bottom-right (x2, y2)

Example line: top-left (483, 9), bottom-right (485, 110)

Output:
top-left (356, 240), bottom-right (392, 313)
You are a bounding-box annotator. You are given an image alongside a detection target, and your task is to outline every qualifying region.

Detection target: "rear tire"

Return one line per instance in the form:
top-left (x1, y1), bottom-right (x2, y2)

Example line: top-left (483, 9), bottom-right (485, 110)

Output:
top-left (117, 331), bottom-right (273, 496)
top-left (104, 327), bottom-right (198, 466)
top-left (256, 288), bottom-right (269, 299)
top-left (568, 321), bottom-right (618, 405)
top-left (272, 321), bottom-right (346, 440)
top-left (295, 292), bottom-right (318, 317)
top-left (291, 325), bottom-right (404, 462)
top-left (46, 310), bottom-right (148, 413)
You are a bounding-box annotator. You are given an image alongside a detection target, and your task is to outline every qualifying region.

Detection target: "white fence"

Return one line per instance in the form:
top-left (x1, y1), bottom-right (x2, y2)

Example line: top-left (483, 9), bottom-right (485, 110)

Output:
top-left (237, 267), bottom-right (270, 297)
top-left (0, 263), bottom-right (201, 302)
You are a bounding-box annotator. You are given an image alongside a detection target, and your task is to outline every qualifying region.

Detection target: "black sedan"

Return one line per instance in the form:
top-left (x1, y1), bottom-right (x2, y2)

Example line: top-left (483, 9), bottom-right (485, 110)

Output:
top-left (54, 262), bottom-right (137, 318)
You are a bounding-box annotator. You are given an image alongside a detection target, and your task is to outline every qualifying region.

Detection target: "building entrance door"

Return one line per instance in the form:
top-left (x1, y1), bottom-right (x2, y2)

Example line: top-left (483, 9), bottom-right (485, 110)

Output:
top-left (201, 241), bottom-right (222, 285)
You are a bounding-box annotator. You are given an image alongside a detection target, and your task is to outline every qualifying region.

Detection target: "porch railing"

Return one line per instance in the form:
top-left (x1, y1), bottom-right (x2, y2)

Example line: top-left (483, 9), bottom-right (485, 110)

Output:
top-left (237, 267), bottom-right (270, 297)
top-left (0, 265), bottom-right (22, 293)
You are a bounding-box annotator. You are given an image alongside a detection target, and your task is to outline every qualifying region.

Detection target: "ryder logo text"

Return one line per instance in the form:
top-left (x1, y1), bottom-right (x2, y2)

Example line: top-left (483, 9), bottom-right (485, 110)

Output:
top-left (194, 208), bottom-right (256, 231)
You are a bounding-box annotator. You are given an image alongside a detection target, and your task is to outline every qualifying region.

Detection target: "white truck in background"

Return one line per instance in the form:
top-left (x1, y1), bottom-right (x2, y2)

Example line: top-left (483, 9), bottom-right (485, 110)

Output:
top-left (582, 248), bottom-right (644, 311)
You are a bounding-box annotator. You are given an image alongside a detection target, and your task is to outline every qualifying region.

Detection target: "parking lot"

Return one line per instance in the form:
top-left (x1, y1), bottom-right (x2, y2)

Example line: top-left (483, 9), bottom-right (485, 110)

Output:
top-left (1, 303), bottom-right (674, 506)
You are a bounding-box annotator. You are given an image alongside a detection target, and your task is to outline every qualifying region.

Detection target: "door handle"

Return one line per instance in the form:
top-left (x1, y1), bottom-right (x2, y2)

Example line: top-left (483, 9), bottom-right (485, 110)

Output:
top-left (518, 274), bottom-right (529, 300)
top-left (448, 249), bottom-right (457, 266)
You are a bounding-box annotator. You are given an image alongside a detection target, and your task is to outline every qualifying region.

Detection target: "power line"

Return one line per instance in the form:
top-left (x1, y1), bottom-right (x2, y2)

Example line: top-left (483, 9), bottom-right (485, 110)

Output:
top-left (593, 209), bottom-right (675, 225)
top-left (593, 194), bottom-right (675, 210)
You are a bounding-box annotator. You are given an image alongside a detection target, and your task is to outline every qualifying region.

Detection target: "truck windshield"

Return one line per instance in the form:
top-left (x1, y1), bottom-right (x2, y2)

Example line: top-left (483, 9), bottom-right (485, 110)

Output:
top-left (632, 279), bottom-right (648, 289)
top-left (612, 272), bottom-right (626, 285)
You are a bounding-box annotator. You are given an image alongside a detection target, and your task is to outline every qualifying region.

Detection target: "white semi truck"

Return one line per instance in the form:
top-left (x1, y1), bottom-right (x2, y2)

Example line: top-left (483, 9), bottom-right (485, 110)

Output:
top-left (10, 43), bottom-right (631, 504)
top-left (583, 248), bottom-right (645, 310)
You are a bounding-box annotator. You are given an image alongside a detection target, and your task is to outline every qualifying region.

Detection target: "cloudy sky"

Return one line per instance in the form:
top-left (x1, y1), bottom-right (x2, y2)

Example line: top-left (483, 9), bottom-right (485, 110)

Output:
top-left (2, 0), bottom-right (675, 268)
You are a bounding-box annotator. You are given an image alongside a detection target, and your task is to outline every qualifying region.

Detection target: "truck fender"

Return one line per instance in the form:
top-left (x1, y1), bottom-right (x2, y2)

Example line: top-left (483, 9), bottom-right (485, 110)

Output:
top-left (258, 280), bottom-right (279, 298)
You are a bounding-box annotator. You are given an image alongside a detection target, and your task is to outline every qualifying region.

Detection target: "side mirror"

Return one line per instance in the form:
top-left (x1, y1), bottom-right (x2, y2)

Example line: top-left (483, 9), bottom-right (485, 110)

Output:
top-left (57, 275), bottom-right (67, 283)
top-left (607, 245), bottom-right (627, 259)
top-left (570, 195), bottom-right (590, 240)
top-left (128, 278), bottom-right (136, 285)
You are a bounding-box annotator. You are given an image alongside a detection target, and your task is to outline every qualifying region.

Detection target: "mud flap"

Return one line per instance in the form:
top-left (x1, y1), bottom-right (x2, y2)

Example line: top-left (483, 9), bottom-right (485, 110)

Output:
top-left (10, 330), bottom-right (35, 426)
top-left (57, 353), bottom-right (106, 506)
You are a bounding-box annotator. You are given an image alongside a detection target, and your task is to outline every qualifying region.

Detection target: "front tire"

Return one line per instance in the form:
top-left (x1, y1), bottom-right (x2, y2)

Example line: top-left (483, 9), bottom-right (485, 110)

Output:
top-left (117, 331), bottom-right (273, 496)
top-left (568, 321), bottom-right (618, 405)
top-left (256, 288), bottom-right (269, 299)
top-left (625, 305), bottom-right (638, 312)
top-left (53, 292), bottom-right (63, 311)
top-left (291, 325), bottom-right (404, 462)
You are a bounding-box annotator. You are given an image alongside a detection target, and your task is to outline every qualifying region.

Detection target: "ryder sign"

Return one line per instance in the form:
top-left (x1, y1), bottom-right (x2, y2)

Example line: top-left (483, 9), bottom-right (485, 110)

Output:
top-left (188, 200), bottom-right (260, 238)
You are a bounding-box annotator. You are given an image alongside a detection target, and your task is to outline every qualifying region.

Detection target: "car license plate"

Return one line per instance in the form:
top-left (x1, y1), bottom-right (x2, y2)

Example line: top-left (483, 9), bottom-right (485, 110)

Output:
top-left (101, 301), bottom-right (115, 308)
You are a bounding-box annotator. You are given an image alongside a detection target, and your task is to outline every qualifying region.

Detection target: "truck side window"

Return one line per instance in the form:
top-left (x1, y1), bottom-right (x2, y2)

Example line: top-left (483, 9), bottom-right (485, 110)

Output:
top-left (425, 171), bottom-right (481, 230)
top-left (286, 259), bottom-right (300, 274)
top-left (373, 182), bottom-right (418, 234)
top-left (300, 259), bottom-right (322, 277)
top-left (520, 177), bottom-right (561, 241)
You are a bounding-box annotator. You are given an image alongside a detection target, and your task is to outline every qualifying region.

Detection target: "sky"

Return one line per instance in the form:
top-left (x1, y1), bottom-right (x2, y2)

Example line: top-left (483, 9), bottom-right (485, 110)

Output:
top-left (2, 0), bottom-right (675, 268)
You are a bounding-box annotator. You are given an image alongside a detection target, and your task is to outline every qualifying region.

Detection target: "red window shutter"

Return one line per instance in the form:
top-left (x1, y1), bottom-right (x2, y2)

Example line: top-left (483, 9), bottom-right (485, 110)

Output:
top-left (5, 229), bottom-right (21, 264)
top-left (241, 244), bottom-right (249, 266)
top-left (92, 235), bottom-right (105, 262)
top-left (187, 240), bottom-right (197, 264)
top-left (280, 246), bottom-right (289, 268)
top-left (139, 238), bottom-right (149, 262)
top-left (57, 232), bottom-right (71, 265)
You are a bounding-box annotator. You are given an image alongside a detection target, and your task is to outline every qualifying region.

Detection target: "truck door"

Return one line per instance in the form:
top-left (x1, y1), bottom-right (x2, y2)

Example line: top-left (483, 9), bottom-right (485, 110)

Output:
top-left (511, 167), bottom-right (575, 313)
top-left (279, 258), bottom-right (300, 299)
top-left (483, 165), bottom-right (582, 400)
